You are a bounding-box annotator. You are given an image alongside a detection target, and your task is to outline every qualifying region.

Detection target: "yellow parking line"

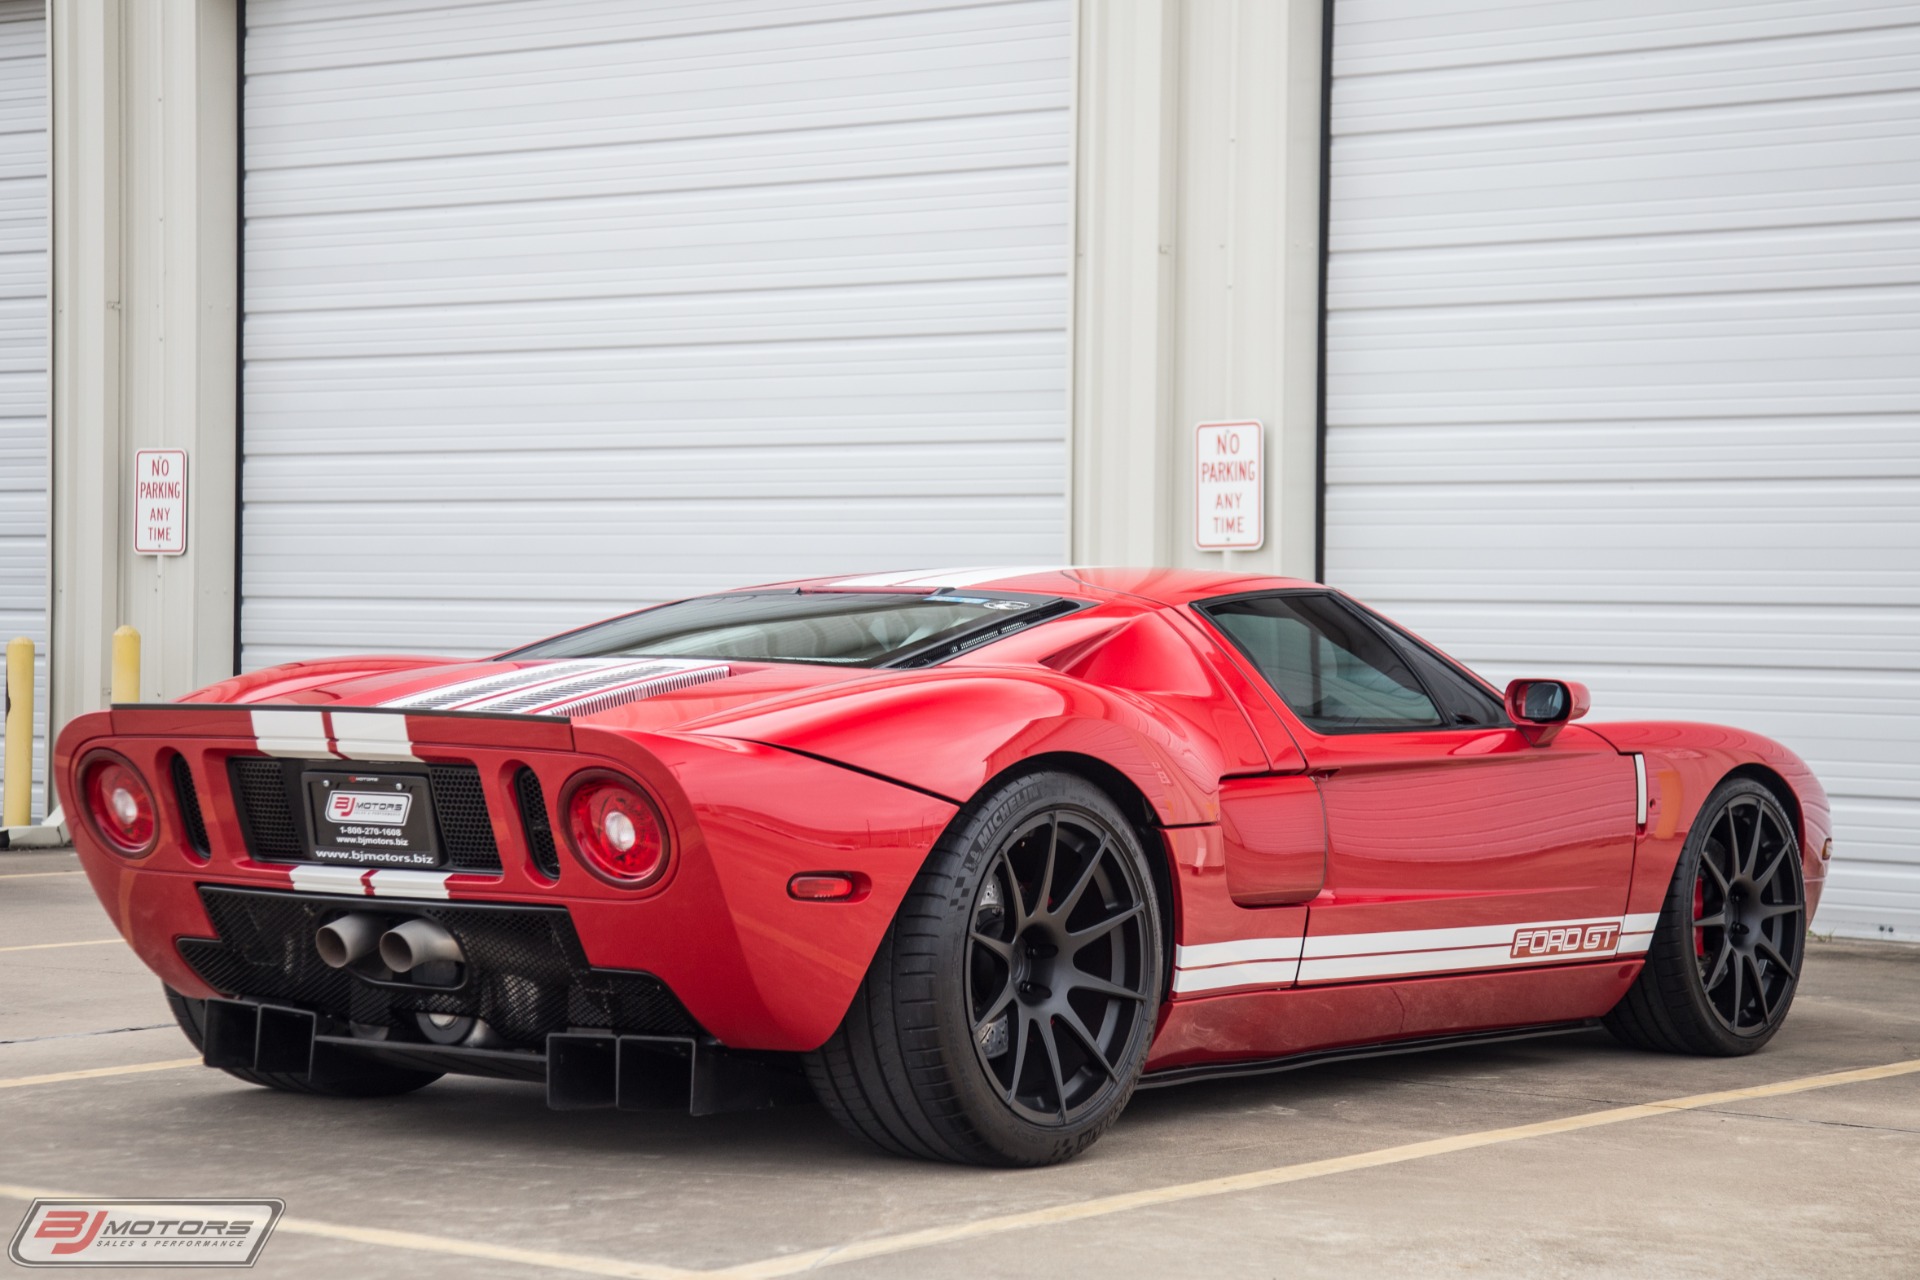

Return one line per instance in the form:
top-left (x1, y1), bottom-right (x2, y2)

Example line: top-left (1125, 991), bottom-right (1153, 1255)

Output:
top-left (712, 1056), bottom-right (1920, 1277)
top-left (0, 1059), bottom-right (200, 1090)
top-left (0, 871), bottom-right (83, 879)
top-left (1, 1057), bottom-right (1914, 1277)
top-left (0, 938), bottom-right (122, 953)
top-left (270, 1220), bottom-right (700, 1280)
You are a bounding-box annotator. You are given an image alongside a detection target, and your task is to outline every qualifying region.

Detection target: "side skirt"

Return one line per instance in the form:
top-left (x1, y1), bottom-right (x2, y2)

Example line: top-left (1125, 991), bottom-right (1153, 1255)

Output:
top-left (1136, 1020), bottom-right (1600, 1090)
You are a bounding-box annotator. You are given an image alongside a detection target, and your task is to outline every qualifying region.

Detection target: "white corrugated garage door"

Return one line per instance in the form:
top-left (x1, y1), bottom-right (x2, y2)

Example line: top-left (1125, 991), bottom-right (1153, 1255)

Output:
top-left (0, 1), bottom-right (44, 821)
top-left (1324, 0), bottom-right (1920, 940)
top-left (240, 0), bottom-right (1071, 668)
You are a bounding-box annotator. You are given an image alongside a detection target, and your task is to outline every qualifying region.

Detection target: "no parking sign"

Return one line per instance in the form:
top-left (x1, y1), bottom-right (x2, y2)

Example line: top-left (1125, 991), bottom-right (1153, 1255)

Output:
top-left (1194, 421), bottom-right (1263, 551)
top-left (132, 449), bottom-right (188, 556)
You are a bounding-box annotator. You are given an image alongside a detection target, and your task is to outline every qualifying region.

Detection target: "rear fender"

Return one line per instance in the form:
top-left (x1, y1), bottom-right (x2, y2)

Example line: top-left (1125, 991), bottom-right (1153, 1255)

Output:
top-left (694, 669), bottom-right (1243, 827)
top-left (568, 725), bottom-right (959, 1049)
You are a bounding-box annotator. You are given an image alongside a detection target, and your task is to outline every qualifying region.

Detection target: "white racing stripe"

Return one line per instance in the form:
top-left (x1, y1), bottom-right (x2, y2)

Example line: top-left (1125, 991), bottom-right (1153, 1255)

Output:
top-left (380, 659), bottom-right (615, 710)
top-left (250, 709), bottom-right (335, 758)
top-left (1174, 961), bottom-right (1302, 995)
top-left (1617, 911), bottom-right (1661, 955)
top-left (1300, 944), bottom-right (1583, 984)
top-left (1176, 912), bottom-right (1668, 996)
top-left (330, 712), bottom-right (419, 762)
top-left (367, 870), bottom-right (453, 900)
top-left (285, 867), bottom-right (454, 900)
top-left (828, 566), bottom-right (1079, 590)
top-left (381, 658), bottom-right (727, 716)
top-left (288, 865), bottom-right (370, 895)
top-left (529, 663), bottom-right (731, 717)
top-left (899, 566), bottom-right (1076, 588)
top-left (829, 568), bottom-right (980, 587)
top-left (1300, 919), bottom-right (1623, 961)
top-left (247, 713), bottom-right (454, 901)
top-left (1175, 937), bottom-right (1304, 968)
top-left (1171, 937), bottom-right (1306, 995)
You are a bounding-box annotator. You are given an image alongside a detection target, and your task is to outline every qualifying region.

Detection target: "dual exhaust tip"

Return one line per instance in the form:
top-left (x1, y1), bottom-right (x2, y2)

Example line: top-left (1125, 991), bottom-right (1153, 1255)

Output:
top-left (315, 913), bottom-right (463, 974)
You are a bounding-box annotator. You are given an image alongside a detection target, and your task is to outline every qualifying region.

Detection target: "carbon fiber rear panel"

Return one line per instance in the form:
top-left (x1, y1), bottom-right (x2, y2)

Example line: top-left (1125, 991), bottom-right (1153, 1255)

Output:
top-left (178, 886), bottom-right (697, 1046)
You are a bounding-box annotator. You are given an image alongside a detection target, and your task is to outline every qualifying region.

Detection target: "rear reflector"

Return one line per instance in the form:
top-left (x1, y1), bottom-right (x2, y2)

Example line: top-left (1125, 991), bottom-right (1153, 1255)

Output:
top-left (788, 873), bottom-right (859, 901)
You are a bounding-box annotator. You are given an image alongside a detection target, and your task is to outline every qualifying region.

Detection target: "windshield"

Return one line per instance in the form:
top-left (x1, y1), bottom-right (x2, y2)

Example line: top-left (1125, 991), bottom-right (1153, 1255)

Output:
top-left (507, 591), bottom-right (1078, 668)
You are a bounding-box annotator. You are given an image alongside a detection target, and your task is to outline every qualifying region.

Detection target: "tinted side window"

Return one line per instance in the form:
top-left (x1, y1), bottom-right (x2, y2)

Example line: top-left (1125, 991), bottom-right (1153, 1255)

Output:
top-left (1202, 594), bottom-right (1443, 733)
top-left (1367, 618), bottom-right (1509, 728)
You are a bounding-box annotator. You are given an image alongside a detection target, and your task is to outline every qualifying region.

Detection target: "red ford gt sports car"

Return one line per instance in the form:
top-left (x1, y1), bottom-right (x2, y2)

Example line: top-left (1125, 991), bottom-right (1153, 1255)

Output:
top-left (57, 568), bottom-right (1830, 1166)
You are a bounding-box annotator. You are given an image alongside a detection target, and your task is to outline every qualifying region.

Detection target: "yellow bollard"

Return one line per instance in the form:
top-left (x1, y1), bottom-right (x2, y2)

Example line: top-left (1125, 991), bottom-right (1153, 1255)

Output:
top-left (111, 625), bottom-right (141, 705)
top-left (4, 636), bottom-right (31, 827)
top-left (112, 625), bottom-right (142, 706)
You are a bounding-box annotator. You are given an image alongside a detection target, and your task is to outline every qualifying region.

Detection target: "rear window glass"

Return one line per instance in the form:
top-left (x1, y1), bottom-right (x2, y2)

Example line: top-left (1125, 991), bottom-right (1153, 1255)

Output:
top-left (507, 592), bottom-right (1078, 668)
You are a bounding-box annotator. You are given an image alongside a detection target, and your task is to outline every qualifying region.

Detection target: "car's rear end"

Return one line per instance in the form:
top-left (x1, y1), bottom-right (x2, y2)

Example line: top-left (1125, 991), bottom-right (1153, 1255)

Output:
top-left (56, 691), bottom-right (959, 1112)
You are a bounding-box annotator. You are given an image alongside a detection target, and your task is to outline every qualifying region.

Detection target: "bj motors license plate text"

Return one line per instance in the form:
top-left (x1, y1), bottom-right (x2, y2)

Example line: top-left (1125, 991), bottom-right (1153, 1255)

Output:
top-left (304, 770), bottom-right (440, 867)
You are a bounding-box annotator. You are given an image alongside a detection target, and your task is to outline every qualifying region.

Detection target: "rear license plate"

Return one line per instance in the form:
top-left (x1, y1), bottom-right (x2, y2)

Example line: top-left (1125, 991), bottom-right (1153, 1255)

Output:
top-left (304, 771), bottom-right (440, 868)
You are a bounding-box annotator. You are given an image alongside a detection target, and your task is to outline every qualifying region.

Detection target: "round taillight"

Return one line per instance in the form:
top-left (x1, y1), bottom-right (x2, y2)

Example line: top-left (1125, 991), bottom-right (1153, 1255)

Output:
top-left (562, 771), bottom-right (668, 887)
top-left (80, 753), bottom-right (158, 857)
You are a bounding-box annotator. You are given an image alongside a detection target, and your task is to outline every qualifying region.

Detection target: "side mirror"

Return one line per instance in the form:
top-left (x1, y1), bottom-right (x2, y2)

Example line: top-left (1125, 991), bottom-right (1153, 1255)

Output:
top-left (1504, 678), bottom-right (1591, 746)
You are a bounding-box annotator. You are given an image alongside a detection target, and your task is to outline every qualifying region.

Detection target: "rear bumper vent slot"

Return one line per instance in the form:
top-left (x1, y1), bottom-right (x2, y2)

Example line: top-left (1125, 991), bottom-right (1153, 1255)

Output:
top-left (515, 767), bottom-right (560, 882)
top-left (171, 754), bottom-right (211, 859)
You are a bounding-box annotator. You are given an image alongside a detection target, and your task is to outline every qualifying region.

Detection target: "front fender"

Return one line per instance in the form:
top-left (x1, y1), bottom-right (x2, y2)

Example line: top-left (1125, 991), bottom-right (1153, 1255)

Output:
top-left (1581, 721), bottom-right (1832, 923)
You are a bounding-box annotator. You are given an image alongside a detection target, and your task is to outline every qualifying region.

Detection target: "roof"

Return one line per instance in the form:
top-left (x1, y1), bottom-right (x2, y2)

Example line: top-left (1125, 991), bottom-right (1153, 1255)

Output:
top-left (766, 566), bottom-right (1321, 607)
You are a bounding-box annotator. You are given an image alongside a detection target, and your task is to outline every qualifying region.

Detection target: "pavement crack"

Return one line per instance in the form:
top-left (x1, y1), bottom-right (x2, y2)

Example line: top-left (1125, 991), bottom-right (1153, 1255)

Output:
top-left (1803, 1000), bottom-right (1920, 1027)
top-left (1357, 1075), bottom-right (1634, 1110)
top-left (1698, 1106), bottom-right (1920, 1137)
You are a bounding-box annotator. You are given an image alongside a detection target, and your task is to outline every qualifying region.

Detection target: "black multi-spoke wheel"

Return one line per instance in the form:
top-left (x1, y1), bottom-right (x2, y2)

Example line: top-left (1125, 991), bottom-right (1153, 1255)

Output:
top-left (805, 771), bottom-right (1163, 1165)
top-left (1690, 791), bottom-right (1804, 1034)
top-left (1605, 778), bottom-right (1807, 1056)
top-left (965, 809), bottom-right (1153, 1125)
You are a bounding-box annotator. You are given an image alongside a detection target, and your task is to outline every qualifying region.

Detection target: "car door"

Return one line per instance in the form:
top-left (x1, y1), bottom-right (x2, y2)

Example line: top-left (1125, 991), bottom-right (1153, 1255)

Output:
top-left (1195, 590), bottom-right (1638, 987)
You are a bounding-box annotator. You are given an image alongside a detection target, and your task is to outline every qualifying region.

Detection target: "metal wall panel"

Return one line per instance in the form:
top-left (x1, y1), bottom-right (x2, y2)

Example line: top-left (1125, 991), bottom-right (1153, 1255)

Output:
top-left (240, 0), bottom-right (1071, 666)
top-left (0, 1), bottom-right (44, 820)
top-left (1325, 0), bottom-right (1920, 940)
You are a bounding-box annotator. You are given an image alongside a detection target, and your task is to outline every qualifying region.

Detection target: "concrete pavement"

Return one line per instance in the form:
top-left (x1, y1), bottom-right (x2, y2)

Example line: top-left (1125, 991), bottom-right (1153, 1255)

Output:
top-left (3, 850), bottom-right (1916, 1278)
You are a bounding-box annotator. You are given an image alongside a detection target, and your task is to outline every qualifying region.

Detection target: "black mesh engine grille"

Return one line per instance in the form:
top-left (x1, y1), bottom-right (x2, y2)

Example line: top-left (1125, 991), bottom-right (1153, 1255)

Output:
top-left (229, 758), bottom-right (301, 860)
top-left (171, 755), bottom-right (211, 858)
top-left (427, 764), bottom-right (501, 872)
top-left (227, 758), bottom-right (501, 874)
top-left (515, 767), bottom-right (561, 881)
top-left (178, 887), bottom-right (698, 1046)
